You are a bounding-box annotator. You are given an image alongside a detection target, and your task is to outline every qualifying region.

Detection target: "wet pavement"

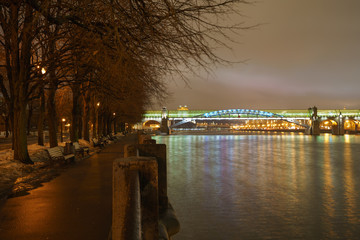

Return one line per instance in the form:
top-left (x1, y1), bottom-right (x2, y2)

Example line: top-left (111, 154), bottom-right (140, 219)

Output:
top-left (0, 137), bottom-right (135, 240)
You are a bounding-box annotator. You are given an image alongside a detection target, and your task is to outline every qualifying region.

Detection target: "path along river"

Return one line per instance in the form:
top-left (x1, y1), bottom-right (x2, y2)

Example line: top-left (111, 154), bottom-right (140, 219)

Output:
top-left (154, 133), bottom-right (360, 240)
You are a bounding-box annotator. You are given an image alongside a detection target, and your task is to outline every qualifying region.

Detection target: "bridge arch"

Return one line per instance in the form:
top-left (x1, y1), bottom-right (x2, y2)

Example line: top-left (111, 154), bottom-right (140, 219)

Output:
top-left (319, 117), bottom-right (360, 131)
top-left (143, 120), bottom-right (161, 129)
top-left (170, 108), bottom-right (308, 129)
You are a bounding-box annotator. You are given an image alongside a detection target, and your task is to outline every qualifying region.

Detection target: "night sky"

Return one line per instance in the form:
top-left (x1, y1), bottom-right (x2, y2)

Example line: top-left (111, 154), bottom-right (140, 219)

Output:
top-left (159, 0), bottom-right (360, 110)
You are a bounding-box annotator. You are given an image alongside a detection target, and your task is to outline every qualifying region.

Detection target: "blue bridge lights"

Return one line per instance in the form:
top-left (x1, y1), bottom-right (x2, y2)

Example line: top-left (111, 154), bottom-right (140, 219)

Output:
top-left (201, 109), bottom-right (282, 119)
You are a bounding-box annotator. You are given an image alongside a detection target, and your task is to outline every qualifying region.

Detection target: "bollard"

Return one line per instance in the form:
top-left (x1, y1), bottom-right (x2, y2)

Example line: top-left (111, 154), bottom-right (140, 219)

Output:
top-left (137, 144), bottom-right (168, 209)
top-left (113, 157), bottom-right (159, 240)
top-left (124, 144), bottom-right (138, 157)
top-left (113, 169), bottom-right (141, 240)
top-left (138, 134), bottom-right (151, 144)
top-left (143, 139), bottom-right (156, 144)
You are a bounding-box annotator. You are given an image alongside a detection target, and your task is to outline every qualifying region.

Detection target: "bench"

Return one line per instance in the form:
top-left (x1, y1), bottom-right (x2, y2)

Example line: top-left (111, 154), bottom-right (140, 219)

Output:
top-left (46, 146), bottom-right (75, 164)
top-left (92, 138), bottom-right (104, 148)
top-left (73, 142), bottom-right (90, 157)
top-left (104, 135), bottom-right (116, 143)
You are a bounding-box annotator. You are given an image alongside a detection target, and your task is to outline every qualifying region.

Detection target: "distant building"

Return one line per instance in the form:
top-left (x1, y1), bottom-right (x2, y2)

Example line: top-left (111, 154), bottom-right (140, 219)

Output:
top-left (177, 105), bottom-right (189, 111)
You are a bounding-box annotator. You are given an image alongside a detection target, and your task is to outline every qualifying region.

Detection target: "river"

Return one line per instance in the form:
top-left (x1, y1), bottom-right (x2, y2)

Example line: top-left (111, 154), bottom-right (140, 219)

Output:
top-left (154, 133), bottom-right (360, 240)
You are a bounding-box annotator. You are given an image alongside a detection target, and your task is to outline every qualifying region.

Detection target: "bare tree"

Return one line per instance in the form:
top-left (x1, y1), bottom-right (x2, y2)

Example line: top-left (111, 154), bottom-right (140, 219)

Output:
top-left (0, 0), bottom-right (251, 164)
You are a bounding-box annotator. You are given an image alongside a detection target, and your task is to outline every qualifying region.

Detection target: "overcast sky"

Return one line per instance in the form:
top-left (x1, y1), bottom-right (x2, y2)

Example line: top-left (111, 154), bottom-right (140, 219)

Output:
top-left (157, 0), bottom-right (360, 110)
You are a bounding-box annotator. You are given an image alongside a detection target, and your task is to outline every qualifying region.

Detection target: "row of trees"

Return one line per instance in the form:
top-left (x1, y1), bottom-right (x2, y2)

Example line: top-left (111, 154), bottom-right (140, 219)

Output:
top-left (0, 0), bottom-right (250, 164)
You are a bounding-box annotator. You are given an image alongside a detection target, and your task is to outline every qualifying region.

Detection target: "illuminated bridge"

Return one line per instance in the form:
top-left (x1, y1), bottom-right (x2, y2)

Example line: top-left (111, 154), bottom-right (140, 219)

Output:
top-left (142, 108), bottom-right (360, 133)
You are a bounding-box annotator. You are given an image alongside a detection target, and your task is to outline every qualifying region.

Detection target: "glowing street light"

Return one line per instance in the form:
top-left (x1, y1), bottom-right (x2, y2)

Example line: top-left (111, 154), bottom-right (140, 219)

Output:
top-left (61, 118), bottom-right (66, 142)
top-left (41, 67), bottom-right (46, 74)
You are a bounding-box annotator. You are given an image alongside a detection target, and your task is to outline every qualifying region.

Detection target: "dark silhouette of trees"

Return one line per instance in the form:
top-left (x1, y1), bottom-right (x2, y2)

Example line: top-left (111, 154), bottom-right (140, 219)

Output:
top-left (0, 0), bottom-right (251, 164)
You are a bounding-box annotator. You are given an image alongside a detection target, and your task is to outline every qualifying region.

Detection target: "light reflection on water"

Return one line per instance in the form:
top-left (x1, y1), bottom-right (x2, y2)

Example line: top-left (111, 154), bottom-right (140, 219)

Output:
top-left (154, 134), bottom-right (360, 240)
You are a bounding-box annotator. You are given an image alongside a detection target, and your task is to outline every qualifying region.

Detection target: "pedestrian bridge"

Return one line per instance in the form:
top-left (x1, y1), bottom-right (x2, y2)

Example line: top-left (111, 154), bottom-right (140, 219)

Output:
top-left (143, 108), bottom-right (360, 128)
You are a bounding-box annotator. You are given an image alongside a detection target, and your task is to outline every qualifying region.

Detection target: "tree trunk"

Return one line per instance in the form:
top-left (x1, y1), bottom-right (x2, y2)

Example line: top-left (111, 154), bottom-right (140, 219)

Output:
top-left (46, 25), bottom-right (59, 147)
top-left (10, 3), bottom-right (33, 164)
top-left (47, 86), bottom-right (58, 147)
top-left (9, 103), bottom-right (14, 150)
top-left (120, 122), bottom-right (125, 132)
top-left (27, 102), bottom-right (33, 135)
top-left (5, 116), bottom-right (9, 138)
top-left (92, 105), bottom-right (97, 139)
top-left (13, 85), bottom-right (32, 164)
top-left (98, 113), bottom-right (103, 138)
top-left (38, 89), bottom-right (45, 145)
top-left (78, 97), bottom-right (83, 139)
top-left (71, 85), bottom-right (80, 142)
top-left (107, 113), bottom-right (112, 135)
top-left (83, 92), bottom-right (90, 141)
top-left (102, 114), bottom-right (107, 136)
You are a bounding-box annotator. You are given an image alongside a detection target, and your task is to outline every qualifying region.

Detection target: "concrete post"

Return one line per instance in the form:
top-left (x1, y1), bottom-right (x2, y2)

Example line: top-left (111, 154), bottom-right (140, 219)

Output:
top-left (143, 139), bottom-right (156, 144)
top-left (112, 169), bottom-right (141, 240)
top-left (113, 157), bottom-right (159, 240)
top-left (124, 144), bottom-right (138, 157)
top-left (137, 144), bottom-right (168, 209)
top-left (138, 134), bottom-right (151, 144)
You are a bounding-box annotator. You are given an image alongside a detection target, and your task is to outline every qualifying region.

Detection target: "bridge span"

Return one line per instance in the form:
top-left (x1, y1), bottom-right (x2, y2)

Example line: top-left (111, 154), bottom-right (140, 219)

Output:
top-left (142, 108), bottom-right (360, 135)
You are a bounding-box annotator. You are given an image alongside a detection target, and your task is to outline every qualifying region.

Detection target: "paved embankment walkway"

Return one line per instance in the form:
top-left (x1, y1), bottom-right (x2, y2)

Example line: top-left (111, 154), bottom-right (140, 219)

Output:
top-left (0, 136), bottom-right (137, 240)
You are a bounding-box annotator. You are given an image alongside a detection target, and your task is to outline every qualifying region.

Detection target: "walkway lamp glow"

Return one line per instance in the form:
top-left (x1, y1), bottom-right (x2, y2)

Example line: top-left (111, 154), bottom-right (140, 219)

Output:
top-left (61, 118), bottom-right (66, 142)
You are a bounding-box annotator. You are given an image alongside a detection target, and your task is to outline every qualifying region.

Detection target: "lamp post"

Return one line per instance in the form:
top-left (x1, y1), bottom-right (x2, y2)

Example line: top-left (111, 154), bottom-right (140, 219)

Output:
top-left (113, 112), bottom-right (116, 134)
top-left (96, 102), bottom-right (100, 138)
top-left (61, 118), bottom-right (66, 142)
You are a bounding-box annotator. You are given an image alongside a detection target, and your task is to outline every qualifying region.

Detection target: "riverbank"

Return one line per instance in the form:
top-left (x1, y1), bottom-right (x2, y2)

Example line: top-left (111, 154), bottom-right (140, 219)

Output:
top-left (0, 140), bottom-right (95, 201)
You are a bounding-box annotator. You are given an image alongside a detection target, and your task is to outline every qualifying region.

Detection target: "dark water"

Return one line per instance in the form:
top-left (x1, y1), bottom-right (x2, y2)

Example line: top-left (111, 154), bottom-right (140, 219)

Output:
top-left (154, 133), bottom-right (360, 240)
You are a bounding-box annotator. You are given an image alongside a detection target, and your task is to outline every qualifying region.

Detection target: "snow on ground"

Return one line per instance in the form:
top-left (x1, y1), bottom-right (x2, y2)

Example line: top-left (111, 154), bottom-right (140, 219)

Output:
top-left (0, 140), bottom-right (94, 198)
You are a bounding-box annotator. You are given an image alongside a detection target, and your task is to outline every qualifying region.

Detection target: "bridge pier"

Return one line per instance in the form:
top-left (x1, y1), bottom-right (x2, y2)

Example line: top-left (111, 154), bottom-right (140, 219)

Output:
top-left (305, 119), bottom-right (320, 135)
top-left (332, 114), bottom-right (345, 135)
top-left (160, 107), bottom-right (169, 135)
top-left (305, 106), bottom-right (320, 135)
top-left (160, 118), bottom-right (169, 135)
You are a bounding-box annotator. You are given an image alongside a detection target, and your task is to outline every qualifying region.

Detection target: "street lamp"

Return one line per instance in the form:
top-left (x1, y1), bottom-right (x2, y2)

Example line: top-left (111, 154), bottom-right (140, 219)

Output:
top-left (96, 102), bottom-right (100, 138)
top-left (113, 112), bottom-right (116, 134)
top-left (61, 118), bottom-right (66, 142)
